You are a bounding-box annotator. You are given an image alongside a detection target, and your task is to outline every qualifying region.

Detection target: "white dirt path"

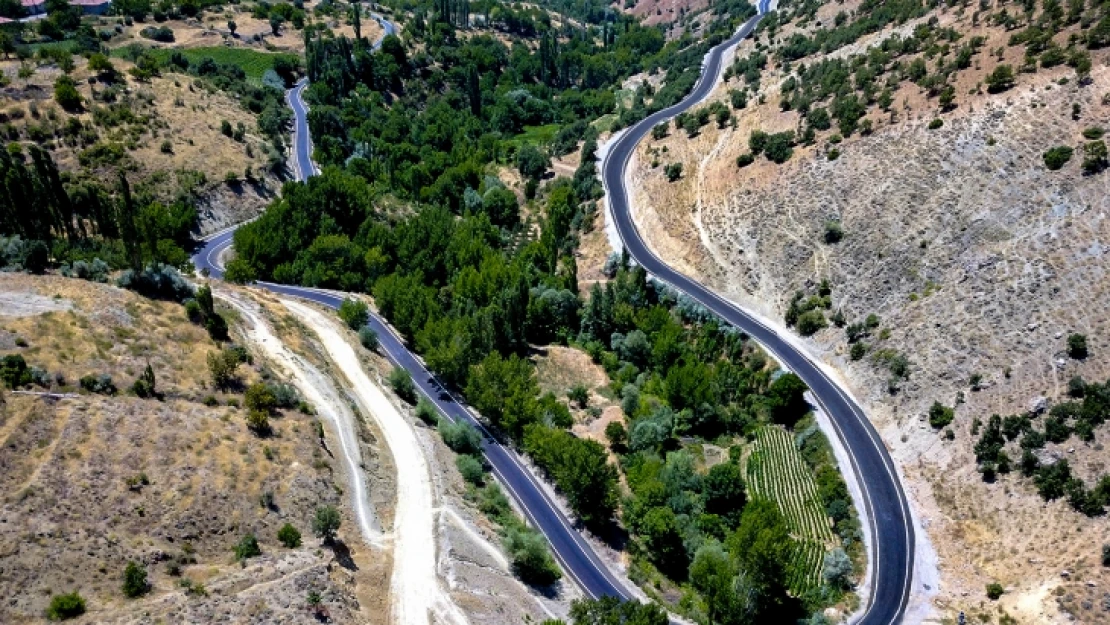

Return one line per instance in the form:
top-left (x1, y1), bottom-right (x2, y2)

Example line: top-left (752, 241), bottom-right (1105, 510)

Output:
top-left (280, 299), bottom-right (469, 625)
top-left (219, 291), bottom-right (386, 545)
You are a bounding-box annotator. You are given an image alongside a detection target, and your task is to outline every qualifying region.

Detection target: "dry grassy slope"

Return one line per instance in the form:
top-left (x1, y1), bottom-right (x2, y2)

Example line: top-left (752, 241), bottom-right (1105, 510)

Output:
top-left (0, 55), bottom-right (280, 235)
top-left (0, 274), bottom-right (388, 624)
top-left (620, 7), bottom-right (1110, 625)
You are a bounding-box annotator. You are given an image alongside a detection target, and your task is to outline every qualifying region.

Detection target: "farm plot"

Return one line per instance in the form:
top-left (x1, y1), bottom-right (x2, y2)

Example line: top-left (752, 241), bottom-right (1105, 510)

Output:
top-left (745, 425), bottom-right (836, 593)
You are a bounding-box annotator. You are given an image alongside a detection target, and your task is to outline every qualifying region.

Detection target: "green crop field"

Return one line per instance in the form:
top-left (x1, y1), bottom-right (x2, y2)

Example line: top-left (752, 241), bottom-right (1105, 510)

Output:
top-left (745, 425), bottom-right (836, 594)
top-left (111, 46), bottom-right (300, 83)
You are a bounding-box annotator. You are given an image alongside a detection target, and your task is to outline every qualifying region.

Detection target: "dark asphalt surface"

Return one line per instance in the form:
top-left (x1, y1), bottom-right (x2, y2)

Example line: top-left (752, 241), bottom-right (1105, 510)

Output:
top-left (195, 16), bottom-right (635, 602)
top-left (196, 5), bottom-right (914, 619)
top-left (600, 1), bottom-right (914, 623)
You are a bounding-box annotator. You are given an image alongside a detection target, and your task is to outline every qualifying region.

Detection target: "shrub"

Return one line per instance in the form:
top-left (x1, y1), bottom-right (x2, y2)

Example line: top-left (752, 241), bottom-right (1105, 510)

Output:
top-left (736, 152), bottom-right (754, 167)
top-left (313, 505), bottom-right (341, 544)
top-left (46, 592), bottom-right (86, 620)
top-left (986, 582), bottom-right (1004, 600)
top-left (796, 310), bottom-right (827, 336)
top-left (1068, 333), bottom-right (1088, 359)
top-left (1082, 141), bottom-right (1108, 174)
top-left (928, 402), bottom-right (954, 429)
top-left (60, 258), bottom-right (110, 282)
top-left (985, 65), bottom-right (1015, 93)
top-left (140, 26), bottom-right (174, 42)
top-left (824, 220), bottom-right (844, 243)
top-left (277, 523), bottom-right (302, 548)
top-left (388, 367), bottom-right (416, 403)
top-left (245, 382), bottom-right (277, 414)
top-left (664, 162), bottom-right (683, 181)
top-left (1, 354), bottom-right (32, 388)
top-left (605, 421), bottom-right (627, 450)
top-left (1083, 126), bottom-right (1105, 140)
top-left (131, 364), bottom-right (156, 398)
top-left (338, 298), bottom-right (369, 330)
top-left (440, 419), bottom-right (483, 455)
top-left (415, 398), bottom-right (438, 424)
top-left (456, 454), bottom-right (484, 485)
top-left (234, 534), bottom-right (261, 561)
top-left (567, 384), bottom-right (589, 408)
top-left (246, 409), bottom-right (270, 434)
top-left (1103, 544), bottom-right (1110, 567)
top-left (358, 326), bottom-right (379, 351)
top-left (504, 526), bottom-right (561, 585)
top-left (927, 118), bottom-right (943, 130)
top-left (80, 373), bottom-right (117, 395)
top-left (117, 264), bottom-right (194, 302)
top-left (207, 349), bottom-right (241, 390)
top-left (823, 548), bottom-right (853, 590)
top-left (763, 131), bottom-right (795, 163)
top-left (1031, 140), bottom-right (1073, 168)
top-left (651, 122), bottom-right (668, 139)
top-left (54, 76), bottom-right (82, 112)
top-left (122, 561), bottom-right (149, 598)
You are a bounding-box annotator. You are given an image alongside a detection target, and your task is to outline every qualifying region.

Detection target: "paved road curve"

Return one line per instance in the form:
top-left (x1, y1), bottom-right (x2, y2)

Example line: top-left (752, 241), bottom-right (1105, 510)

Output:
top-left (600, 1), bottom-right (915, 623)
top-left (195, 16), bottom-right (636, 603)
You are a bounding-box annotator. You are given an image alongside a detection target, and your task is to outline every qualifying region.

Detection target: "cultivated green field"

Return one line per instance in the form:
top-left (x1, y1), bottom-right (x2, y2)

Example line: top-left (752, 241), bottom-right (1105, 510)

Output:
top-left (111, 46), bottom-right (300, 83)
top-left (745, 425), bottom-right (837, 594)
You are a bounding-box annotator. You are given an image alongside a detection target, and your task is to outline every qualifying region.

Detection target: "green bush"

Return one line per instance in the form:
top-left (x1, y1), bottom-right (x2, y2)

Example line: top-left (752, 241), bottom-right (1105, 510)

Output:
top-left (824, 220), bottom-right (844, 243)
top-left (122, 561), bottom-right (149, 598)
top-left (277, 523), bottom-right (302, 548)
top-left (358, 326), bottom-right (379, 351)
top-left (664, 162), bottom-right (683, 182)
top-left (0, 354), bottom-right (32, 388)
top-left (1068, 333), bottom-right (1088, 359)
top-left (927, 118), bottom-right (943, 130)
top-left (928, 401), bottom-right (955, 429)
top-left (131, 364), bottom-right (157, 398)
top-left (440, 419), bottom-right (483, 455)
top-left (1082, 141), bottom-right (1108, 174)
top-left (415, 398), bottom-right (438, 424)
top-left (456, 454), bottom-right (485, 485)
top-left (338, 298), bottom-right (369, 330)
top-left (986, 582), bottom-right (1004, 600)
top-left (736, 152), bottom-right (755, 168)
top-left (388, 367), bottom-right (416, 404)
top-left (234, 534), bottom-right (261, 561)
top-left (763, 131), bottom-right (795, 163)
top-left (604, 420), bottom-right (627, 450)
top-left (54, 76), bottom-right (82, 112)
top-left (985, 65), bottom-right (1015, 93)
top-left (796, 310), bottom-right (827, 336)
top-left (504, 526), bottom-right (561, 586)
top-left (313, 505), bottom-right (341, 544)
top-left (46, 592), bottom-right (86, 620)
top-left (80, 373), bottom-right (117, 395)
top-left (1043, 146), bottom-right (1074, 170)
top-left (567, 384), bottom-right (589, 408)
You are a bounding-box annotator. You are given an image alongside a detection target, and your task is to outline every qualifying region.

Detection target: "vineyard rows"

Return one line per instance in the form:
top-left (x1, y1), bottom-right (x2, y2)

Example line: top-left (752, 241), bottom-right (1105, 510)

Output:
top-left (744, 426), bottom-right (836, 593)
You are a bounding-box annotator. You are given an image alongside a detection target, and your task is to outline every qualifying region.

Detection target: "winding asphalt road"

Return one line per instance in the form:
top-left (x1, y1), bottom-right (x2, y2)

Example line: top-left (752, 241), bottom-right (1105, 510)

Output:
top-left (601, 1), bottom-right (914, 623)
top-left (196, 3), bottom-right (914, 621)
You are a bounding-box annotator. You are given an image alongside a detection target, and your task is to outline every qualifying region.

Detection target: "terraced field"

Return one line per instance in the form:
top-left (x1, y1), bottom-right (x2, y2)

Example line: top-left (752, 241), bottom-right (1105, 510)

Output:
top-left (745, 425), bottom-right (836, 593)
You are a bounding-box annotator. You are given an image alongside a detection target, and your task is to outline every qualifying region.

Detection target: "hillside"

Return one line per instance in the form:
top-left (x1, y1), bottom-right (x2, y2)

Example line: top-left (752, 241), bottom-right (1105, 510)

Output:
top-left (0, 273), bottom-right (396, 623)
top-left (619, 0), bottom-right (1110, 621)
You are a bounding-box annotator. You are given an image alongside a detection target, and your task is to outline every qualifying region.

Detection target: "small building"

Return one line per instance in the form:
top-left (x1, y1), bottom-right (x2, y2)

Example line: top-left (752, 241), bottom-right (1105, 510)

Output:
top-left (69, 0), bottom-right (111, 14)
top-left (21, 0), bottom-right (45, 17)
top-left (20, 0), bottom-right (112, 17)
